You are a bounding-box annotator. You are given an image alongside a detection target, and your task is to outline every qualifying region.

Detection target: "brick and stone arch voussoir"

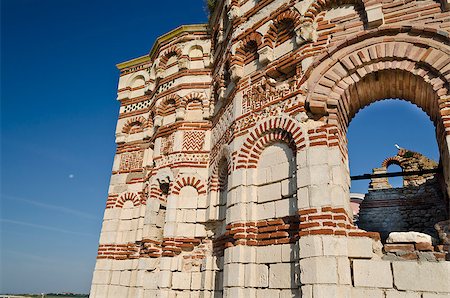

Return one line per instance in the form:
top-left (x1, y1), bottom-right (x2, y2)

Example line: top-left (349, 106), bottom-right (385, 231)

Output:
top-left (172, 174), bottom-right (207, 196)
top-left (115, 192), bottom-right (142, 208)
top-left (236, 116), bottom-right (308, 169)
top-left (121, 116), bottom-right (148, 134)
top-left (306, 26), bottom-right (450, 125)
top-left (209, 144), bottom-right (232, 192)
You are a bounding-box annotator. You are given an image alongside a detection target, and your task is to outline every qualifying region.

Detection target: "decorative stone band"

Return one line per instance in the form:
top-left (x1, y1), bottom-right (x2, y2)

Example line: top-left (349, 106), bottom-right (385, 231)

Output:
top-left (96, 238), bottom-right (212, 260)
top-left (214, 207), bottom-right (380, 254)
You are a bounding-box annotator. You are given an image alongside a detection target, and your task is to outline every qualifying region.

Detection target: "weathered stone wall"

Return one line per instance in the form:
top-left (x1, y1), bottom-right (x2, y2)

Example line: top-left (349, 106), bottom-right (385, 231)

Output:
top-left (359, 179), bottom-right (448, 240)
top-left (90, 0), bottom-right (450, 296)
top-left (358, 150), bottom-right (448, 241)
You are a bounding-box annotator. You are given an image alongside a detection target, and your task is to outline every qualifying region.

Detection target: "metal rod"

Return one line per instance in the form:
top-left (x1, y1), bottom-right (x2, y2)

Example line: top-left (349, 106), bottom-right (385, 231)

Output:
top-left (350, 168), bottom-right (440, 181)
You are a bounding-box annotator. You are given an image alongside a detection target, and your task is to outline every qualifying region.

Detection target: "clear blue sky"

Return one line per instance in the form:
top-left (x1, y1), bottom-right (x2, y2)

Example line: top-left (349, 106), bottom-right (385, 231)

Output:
top-left (1, 0), bottom-right (439, 294)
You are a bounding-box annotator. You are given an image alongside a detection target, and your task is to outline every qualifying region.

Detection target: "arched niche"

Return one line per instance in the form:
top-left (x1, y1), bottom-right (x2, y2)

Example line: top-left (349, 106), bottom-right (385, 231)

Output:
top-left (256, 142), bottom-right (297, 220)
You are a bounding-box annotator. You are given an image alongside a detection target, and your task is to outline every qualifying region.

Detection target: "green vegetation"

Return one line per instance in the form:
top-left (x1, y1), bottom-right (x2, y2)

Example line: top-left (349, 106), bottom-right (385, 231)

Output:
top-left (206, 0), bottom-right (217, 12)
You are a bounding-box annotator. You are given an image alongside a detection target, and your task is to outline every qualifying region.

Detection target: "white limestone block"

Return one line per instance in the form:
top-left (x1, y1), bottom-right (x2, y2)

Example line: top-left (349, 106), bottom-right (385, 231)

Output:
top-left (245, 263), bottom-right (269, 287)
top-left (299, 235), bottom-right (323, 258)
top-left (202, 270), bottom-right (215, 290)
top-left (313, 285), bottom-right (351, 297)
top-left (281, 243), bottom-right (299, 262)
top-left (336, 257), bottom-right (352, 285)
top-left (172, 272), bottom-right (191, 290)
top-left (387, 232), bottom-right (433, 245)
top-left (280, 289), bottom-right (300, 298)
top-left (119, 270), bottom-right (131, 286)
top-left (191, 272), bottom-right (202, 290)
top-left (422, 293), bottom-right (450, 298)
top-left (300, 257), bottom-right (338, 284)
top-left (385, 290), bottom-right (421, 298)
top-left (95, 259), bottom-right (113, 271)
top-left (176, 223), bottom-right (196, 238)
top-left (275, 198), bottom-right (292, 218)
top-left (322, 236), bottom-right (348, 256)
top-left (393, 262), bottom-right (450, 292)
top-left (142, 272), bottom-right (158, 290)
top-left (269, 263), bottom-right (298, 289)
top-left (256, 289), bottom-right (280, 298)
top-left (307, 147), bottom-right (328, 165)
top-left (351, 288), bottom-right (384, 298)
top-left (92, 270), bottom-right (111, 285)
top-left (223, 263), bottom-right (245, 287)
top-left (255, 202), bottom-right (276, 221)
top-left (158, 270), bottom-right (172, 288)
top-left (347, 237), bottom-right (373, 258)
top-left (256, 244), bottom-right (282, 263)
top-left (309, 165), bottom-right (330, 185)
top-left (297, 187), bottom-right (310, 209)
top-left (107, 273), bottom-right (121, 288)
top-left (257, 182), bottom-right (281, 203)
top-left (353, 260), bottom-right (393, 288)
top-left (308, 184), bottom-right (331, 207)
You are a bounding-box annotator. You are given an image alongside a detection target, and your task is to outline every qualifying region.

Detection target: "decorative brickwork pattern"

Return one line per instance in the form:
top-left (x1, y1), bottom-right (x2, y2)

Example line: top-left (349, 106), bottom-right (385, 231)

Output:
top-left (119, 150), bottom-right (144, 172)
top-left (182, 131), bottom-right (205, 151)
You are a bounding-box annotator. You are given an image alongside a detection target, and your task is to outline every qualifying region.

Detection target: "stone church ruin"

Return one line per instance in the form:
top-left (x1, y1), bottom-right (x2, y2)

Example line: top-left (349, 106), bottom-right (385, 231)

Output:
top-left (90, 0), bottom-right (450, 296)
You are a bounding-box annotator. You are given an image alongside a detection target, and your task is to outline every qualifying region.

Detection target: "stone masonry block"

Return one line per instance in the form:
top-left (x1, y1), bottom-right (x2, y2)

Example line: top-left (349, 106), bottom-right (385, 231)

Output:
top-left (191, 272), bottom-right (202, 290)
top-left (158, 271), bottom-right (172, 288)
top-left (309, 165), bottom-right (330, 185)
top-left (92, 270), bottom-right (111, 285)
top-left (172, 272), bottom-right (191, 290)
top-left (258, 182), bottom-right (281, 203)
top-left (224, 263), bottom-right (245, 287)
top-left (307, 147), bottom-right (328, 165)
top-left (256, 289), bottom-right (280, 298)
top-left (336, 257), bottom-right (351, 285)
top-left (313, 285), bottom-right (351, 297)
top-left (256, 201), bottom-right (276, 221)
top-left (227, 245), bottom-right (256, 264)
top-left (269, 262), bottom-right (297, 289)
top-left (422, 294), bottom-right (450, 298)
top-left (245, 263), bottom-right (269, 287)
top-left (353, 260), bottom-right (393, 288)
top-left (347, 237), bottom-right (373, 258)
top-left (322, 235), bottom-right (348, 256)
top-left (257, 244), bottom-right (282, 263)
top-left (281, 243), bottom-right (299, 262)
top-left (393, 261), bottom-right (450, 292)
top-left (299, 235), bottom-right (323, 258)
top-left (300, 257), bottom-right (338, 284)
top-left (351, 288), bottom-right (384, 298)
top-left (385, 290), bottom-right (421, 298)
top-left (280, 289), bottom-right (300, 298)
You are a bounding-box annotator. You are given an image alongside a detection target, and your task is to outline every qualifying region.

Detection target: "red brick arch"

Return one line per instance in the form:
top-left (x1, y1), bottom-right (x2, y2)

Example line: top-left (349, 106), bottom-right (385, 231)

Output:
top-left (306, 27), bottom-right (450, 129)
top-left (180, 92), bottom-right (208, 110)
top-left (236, 116), bottom-right (307, 169)
top-left (234, 32), bottom-right (263, 65)
top-left (382, 156), bottom-right (403, 169)
top-left (302, 0), bottom-right (364, 24)
top-left (122, 116), bottom-right (147, 134)
top-left (172, 175), bottom-right (207, 196)
top-left (159, 46), bottom-right (182, 70)
top-left (263, 10), bottom-right (301, 49)
top-left (209, 145), bottom-right (232, 192)
top-left (156, 94), bottom-right (181, 116)
top-left (116, 192), bottom-right (141, 208)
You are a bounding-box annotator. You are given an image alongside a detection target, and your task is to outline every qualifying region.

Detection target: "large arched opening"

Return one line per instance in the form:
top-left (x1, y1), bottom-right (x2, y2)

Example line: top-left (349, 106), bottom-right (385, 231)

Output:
top-left (306, 29), bottom-right (450, 243)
